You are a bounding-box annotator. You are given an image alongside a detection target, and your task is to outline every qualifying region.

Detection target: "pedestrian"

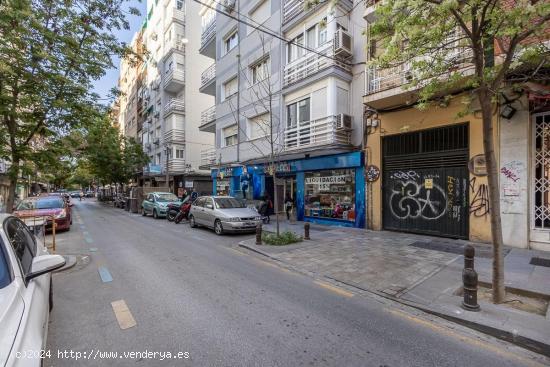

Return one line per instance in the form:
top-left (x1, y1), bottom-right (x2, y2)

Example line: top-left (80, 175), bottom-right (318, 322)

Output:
top-left (284, 193), bottom-right (293, 221)
top-left (264, 193), bottom-right (272, 224)
top-left (79, 191), bottom-right (84, 201)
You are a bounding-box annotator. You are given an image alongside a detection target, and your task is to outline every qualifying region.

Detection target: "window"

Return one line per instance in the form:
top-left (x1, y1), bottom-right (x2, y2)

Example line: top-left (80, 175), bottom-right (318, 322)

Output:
top-left (224, 30), bottom-right (238, 54)
top-left (287, 98), bottom-right (310, 128)
top-left (287, 34), bottom-right (304, 62)
top-left (223, 77), bottom-right (238, 100)
top-left (194, 197), bottom-right (206, 207)
top-left (304, 169), bottom-right (356, 221)
top-left (176, 0), bottom-right (184, 10)
top-left (204, 197), bottom-right (214, 209)
top-left (223, 124), bottom-right (238, 147)
top-left (4, 217), bottom-right (36, 278)
top-left (306, 26), bottom-right (316, 48)
top-left (318, 19), bottom-right (327, 45)
top-left (0, 240), bottom-right (11, 289)
top-left (157, 153), bottom-right (161, 165)
top-left (248, 113), bottom-right (269, 139)
top-left (248, 0), bottom-right (270, 34)
top-left (175, 149), bottom-right (185, 158)
top-left (251, 57), bottom-right (269, 84)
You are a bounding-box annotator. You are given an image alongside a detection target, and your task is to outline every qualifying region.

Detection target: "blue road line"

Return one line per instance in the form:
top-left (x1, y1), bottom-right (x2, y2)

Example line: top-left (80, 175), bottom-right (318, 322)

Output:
top-left (98, 267), bottom-right (113, 283)
top-left (89, 248), bottom-right (98, 252)
top-left (85, 237), bottom-right (93, 244)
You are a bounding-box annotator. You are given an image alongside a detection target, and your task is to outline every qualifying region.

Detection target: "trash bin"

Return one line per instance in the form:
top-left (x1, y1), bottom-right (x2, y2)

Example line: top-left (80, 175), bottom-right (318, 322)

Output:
top-left (130, 198), bottom-right (138, 213)
top-left (125, 198), bottom-right (130, 211)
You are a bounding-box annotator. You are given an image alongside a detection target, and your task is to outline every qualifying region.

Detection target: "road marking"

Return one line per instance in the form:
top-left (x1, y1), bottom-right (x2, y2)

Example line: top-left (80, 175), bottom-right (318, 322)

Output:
top-left (89, 248), bottom-right (98, 252)
top-left (85, 237), bottom-right (93, 244)
top-left (314, 280), bottom-right (354, 298)
top-left (387, 309), bottom-right (548, 367)
top-left (98, 267), bottom-right (113, 283)
top-left (111, 300), bottom-right (137, 330)
top-left (83, 231), bottom-right (90, 236)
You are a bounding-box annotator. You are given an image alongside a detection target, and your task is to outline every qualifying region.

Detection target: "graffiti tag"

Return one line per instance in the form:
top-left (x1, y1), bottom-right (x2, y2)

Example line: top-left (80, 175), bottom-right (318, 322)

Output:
top-left (469, 177), bottom-right (490, 217)
top-left (389, 180), bottom-right (447, 220)
top-left (500, 167), bottom-right (520, 182)
top-left (390, 170), bottom-right (420, 180)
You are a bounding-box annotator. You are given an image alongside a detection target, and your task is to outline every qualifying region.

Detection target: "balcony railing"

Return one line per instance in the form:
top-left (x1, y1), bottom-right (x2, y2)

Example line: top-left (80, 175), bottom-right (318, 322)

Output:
top-left (365, 47), bottom-right (473, 95)
top-left (283, 0), bottom-right (353, 24)
top-left (165, 6), bottom-right (185, 30)
top-left (284, 115), bottom-right (352, 151)
top-left (201, 63), bottom-right (216, 88)
top-left (200, 148), bottom-right (217, 166)
top-left (165, 37), bottom-right (186, 53)
top-left (201, 17), bottom-right (216, 48)
top-left (201, 105), bottom-right (216, 125)
top-left (283, 41), bottom-right (351, 87)
top-left (164, 98), bottom-right (185, 116)
top-left (163, 69), bottom-right (185, 91)
top-left (164, 128), bottom-right (185, 143)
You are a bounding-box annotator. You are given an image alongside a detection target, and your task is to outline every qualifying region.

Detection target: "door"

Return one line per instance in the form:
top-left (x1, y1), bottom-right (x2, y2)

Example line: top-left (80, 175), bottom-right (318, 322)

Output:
top-left (144, 194), bottom-right (154, 213)
top-left (192, 197), bottom-right (206, 224)
top-left (382, 124), bottom-right (469, 239)
top-left (202, 197), bottom-right (215, 227)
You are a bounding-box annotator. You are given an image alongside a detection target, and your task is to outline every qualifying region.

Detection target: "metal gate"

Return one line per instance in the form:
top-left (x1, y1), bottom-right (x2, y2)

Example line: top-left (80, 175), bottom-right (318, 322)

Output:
top-left (382, 124), bottom-right (469, 239)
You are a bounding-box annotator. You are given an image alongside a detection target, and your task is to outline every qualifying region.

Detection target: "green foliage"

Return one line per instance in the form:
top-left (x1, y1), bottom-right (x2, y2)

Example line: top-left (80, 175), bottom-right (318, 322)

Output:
top-left (261, 231), bottom-right (303, 246)
top-left (369, 0), bottom-right (550, 107)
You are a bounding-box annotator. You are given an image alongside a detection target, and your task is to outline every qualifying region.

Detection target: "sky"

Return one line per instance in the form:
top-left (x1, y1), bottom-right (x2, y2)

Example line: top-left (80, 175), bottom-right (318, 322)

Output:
top-left (92, 0), bottom-right (148, 102)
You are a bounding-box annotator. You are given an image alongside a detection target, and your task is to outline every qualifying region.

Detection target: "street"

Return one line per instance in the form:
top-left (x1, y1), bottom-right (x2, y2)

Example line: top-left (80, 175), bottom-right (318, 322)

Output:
top-left (44, 201), bottom-right (549, 367)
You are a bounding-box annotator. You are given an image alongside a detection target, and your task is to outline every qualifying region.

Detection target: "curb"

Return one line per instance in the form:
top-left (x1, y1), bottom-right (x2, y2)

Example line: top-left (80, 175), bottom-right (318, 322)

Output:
top-left (237, 241), bottom-right (550, 358)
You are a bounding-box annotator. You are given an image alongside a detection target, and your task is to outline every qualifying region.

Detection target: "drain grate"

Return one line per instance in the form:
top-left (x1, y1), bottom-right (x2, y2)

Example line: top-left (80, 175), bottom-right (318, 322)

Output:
top-left (409, 241), bottom-right (510, 258)
top-left (530, 257), bottom-right (550, 267)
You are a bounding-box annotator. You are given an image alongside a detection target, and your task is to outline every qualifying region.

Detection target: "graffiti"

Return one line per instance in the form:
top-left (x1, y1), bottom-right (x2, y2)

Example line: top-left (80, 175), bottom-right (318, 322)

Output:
top-left (365, 165), bottom-right (380, 182)
top-left (500, 167), bottom-right (520, 182)
top-left (469, 177), bottom-right (490, 217)
top-left (389, 180), bottom-right (447, 220)
top-left (390, 170), bottom-right (420, 180)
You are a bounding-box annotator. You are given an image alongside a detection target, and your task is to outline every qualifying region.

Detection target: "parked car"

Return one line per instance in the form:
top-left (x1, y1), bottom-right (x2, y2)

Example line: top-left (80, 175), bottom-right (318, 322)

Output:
top-left (0, 214), bottom-right (66, 367)
top-left (69, 191), bottom-right (80, 198)
top-left (14, 196), bottom-right (73, 232)
top-left (141, 192), bottom-right (181, 219)
top-left (188, 196), bottom-right (262, 235)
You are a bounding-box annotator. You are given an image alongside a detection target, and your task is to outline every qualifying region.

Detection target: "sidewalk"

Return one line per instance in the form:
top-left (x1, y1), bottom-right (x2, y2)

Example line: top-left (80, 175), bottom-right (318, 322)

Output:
top-left (239, 220), bottom-right (550, 356)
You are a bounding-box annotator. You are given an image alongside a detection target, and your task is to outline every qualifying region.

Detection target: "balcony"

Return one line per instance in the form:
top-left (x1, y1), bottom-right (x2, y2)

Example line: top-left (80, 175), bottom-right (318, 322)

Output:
top-left (167, 158), bottom-right (190, 173)
top-left (164, 98), bottom-right (185, 116)
top-left (163, 69), bottom-right (185, 92)
top-left (165, 6), bottom-right (185, 31)
top-left (164, 37), bottom-right (186, 56)
top-left (164, 128), bottom-right (185, 144)
top-left (200, 17), bottom-right (216, 58)
top-left (283, 40), bottom-right (352, 88)
top-left (364, 47), bottom-right (474, 109)
top-left (283, 0), bottom-right (353, 28)
top-left (199, 63), bottom-right (216, 96)
top-left (284, 115), bottom-right (352, 151)
top-left (200, 148), bottom-right (217, 167)
top-left (199, 105), bottom-right (216, 133)
top-left (363, 0), bottom-right (380, 23)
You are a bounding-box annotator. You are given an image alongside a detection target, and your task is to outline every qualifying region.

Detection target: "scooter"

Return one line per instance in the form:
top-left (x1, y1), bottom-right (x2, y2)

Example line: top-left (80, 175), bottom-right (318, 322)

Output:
top-left (166, 202), bottom-right (180, 222)
top-left (174, 197), bottom-right (192, 224)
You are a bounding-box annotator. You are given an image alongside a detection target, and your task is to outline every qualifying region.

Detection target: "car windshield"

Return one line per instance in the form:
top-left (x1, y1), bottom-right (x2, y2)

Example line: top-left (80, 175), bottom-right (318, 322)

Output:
top-left (156, 193), bottom-right (179, 202)
top-left (214, 198), bottom-right (246, 209)
top-left (0, 240), bottom-right (10, 289)
top-left (16, 198), bottom-right (64, 210)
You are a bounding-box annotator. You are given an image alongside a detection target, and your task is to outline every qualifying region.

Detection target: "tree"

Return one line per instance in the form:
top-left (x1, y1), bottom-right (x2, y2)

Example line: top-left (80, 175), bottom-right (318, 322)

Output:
top-left (368, 0), bottom-right (550, 303)
top-left (0, 0), bottom-right (139, 212)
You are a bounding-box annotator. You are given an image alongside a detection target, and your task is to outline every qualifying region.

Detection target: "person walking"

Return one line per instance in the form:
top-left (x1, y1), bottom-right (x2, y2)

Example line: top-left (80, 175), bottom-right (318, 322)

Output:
top-left (79, 191), bottom-right (84, 201)
top-left (284, 193), bottom-right (293, 221)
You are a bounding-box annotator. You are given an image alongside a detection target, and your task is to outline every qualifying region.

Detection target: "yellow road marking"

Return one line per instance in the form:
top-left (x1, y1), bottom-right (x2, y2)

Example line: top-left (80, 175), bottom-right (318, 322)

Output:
top-left (111, 300), bottom-right (137, 330)
top-left (314, 281), bottom-right (354, 298)
top-left (388, 309), bottom-right (547, 367)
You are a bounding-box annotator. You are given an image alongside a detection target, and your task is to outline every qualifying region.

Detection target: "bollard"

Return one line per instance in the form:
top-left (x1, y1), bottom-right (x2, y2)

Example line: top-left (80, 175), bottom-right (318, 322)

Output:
top-left (462, 245), bottom-right (479, 311)
top-left (256, 224), bottom-right (262, 245)
top-left (304, 222), bottom-right (310, 240)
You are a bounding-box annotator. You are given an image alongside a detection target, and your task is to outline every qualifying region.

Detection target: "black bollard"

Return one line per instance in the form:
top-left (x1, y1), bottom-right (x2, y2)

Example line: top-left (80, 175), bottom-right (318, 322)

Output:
top-left (462, 245), bottom-right (480, 311)
top-left (304, 222), bottom-right (310, 240)
top-left (256, 224), bottom-right (262, 245)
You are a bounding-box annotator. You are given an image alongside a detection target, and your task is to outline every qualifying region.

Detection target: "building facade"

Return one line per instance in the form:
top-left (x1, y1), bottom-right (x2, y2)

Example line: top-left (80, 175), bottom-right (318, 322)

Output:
top-left (362, 2), bottom-right (550, 250)
top-left (120, 0), bottom-right (215, 192)
top-left (199, 0), bottom-right (367, 228)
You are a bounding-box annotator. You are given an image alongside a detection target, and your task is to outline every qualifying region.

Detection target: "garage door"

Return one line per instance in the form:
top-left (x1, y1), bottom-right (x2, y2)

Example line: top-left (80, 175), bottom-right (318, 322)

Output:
top-left (382, 124), bottom-right (469, 239)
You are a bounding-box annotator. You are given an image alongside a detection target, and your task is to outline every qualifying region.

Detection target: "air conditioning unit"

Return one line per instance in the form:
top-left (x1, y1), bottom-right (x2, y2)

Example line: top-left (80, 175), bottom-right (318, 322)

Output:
top-left (334, 29), bottom-right (352, 59)
top-left (222, 0), bottom-right (235, 12)
top-left (336, 114), bottom-right (352, 130)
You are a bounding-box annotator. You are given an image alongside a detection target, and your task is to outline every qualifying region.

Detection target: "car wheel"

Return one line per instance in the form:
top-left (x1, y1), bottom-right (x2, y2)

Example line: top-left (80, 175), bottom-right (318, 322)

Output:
top-left (214, 219), bottom-right (223, 235)
top-left (49, 277), bottom-right (53, 312)
top-left (189, 215), bottom-right (196, 228)
top-left (153, 209), bottom-right (158, 219)
top-left (142, 207), bottom-right (147, 216)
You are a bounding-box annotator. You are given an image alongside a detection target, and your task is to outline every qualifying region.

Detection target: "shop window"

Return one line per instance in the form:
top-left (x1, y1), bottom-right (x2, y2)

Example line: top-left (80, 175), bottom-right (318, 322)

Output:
top-left (216, 179), bottom-right (230, 195)
top-left (304, 169), bottom-right (355, 221)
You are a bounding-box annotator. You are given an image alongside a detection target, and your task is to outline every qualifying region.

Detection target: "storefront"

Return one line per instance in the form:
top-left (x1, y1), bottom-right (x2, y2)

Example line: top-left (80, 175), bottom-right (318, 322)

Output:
top-left (210, 152), bottom-right (365, 228)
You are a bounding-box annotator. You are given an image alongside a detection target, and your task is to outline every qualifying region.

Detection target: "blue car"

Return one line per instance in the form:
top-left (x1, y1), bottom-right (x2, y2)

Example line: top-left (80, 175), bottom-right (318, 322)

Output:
top-left (141, 192), bottom-right (182, 219)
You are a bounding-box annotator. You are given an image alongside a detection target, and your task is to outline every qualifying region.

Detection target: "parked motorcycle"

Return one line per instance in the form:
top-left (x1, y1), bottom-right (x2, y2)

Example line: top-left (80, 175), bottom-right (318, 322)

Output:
top-left (174, 197), bottom-right (192, 224)
top-left (166, 202), bottom-right (180, 222)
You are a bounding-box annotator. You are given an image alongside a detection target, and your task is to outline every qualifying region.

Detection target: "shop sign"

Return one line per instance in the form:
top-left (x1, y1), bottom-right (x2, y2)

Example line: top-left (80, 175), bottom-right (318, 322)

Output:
top-left (148, 164), bottom-right (162, 175)
top-left (275, 162), bottom-right (295, 173)
top-left (217, 167), bottom-right (233, 179)
top-left (185, 180), bottom-right (194, 188)
top-left (305, 175), bottom-right (349, 185)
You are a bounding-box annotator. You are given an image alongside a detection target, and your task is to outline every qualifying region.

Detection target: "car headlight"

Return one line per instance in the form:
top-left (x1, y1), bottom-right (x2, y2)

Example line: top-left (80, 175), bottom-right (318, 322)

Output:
top-left (55, 209), bottom-right (66, 219)
top-left (226, 217), bottom-right (240, 222)
top-left (255, 216), bottom-right (262, 221)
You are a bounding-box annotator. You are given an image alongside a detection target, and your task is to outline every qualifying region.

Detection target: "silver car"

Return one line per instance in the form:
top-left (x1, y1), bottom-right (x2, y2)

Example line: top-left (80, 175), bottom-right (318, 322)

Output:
top-left (189, 196), bottom-right (262, 235)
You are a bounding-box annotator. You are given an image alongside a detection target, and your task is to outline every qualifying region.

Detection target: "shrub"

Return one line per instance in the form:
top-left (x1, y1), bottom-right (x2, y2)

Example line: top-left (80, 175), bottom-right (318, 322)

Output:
top-left (261, 231), bottom-right (303, 246)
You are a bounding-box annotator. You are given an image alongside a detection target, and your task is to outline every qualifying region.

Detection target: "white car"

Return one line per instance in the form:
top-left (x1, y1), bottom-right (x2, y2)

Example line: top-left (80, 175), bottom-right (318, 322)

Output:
top-left (0, 214), bottom-right (66, 366)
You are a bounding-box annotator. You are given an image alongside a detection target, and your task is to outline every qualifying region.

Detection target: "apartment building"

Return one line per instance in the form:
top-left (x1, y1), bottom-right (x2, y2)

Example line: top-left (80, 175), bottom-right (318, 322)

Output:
top-left (199, 0), bottom-right (366, 228)
top-left (362, 2), bottom-right (550, 250)
top-left (136, 0), bottom-right (214, 193)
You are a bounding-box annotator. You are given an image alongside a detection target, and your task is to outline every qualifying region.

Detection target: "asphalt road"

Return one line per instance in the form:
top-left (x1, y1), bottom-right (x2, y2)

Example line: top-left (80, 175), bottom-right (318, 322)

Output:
top-left (45, 200), bottom-right (549, 367)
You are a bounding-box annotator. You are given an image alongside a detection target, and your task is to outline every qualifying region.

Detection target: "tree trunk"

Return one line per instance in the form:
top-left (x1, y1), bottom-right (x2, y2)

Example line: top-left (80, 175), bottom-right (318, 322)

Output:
top-left (273, 175), bottom-right (280, 236)
top-left (478, 89), bottom-right (505, 304)
top-left (6, 175), bottom-right (18, 214)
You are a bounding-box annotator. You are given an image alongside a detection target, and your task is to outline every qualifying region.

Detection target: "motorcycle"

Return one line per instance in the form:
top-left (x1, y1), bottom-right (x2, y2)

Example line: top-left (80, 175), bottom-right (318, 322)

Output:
top-left (166, 202), bottom-right (180, 222)
top-left (174, 197), bottom-right (192, 224)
